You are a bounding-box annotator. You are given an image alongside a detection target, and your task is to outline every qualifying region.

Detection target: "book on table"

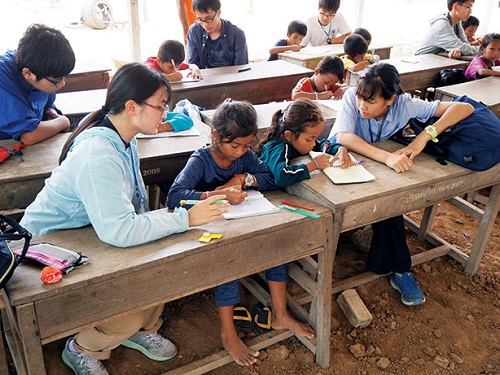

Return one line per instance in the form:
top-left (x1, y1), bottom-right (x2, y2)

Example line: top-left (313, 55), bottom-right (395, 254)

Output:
top-left (309, 151), bottom-right (376, 184)
top-left (223, 190), bottom-right (280, 219)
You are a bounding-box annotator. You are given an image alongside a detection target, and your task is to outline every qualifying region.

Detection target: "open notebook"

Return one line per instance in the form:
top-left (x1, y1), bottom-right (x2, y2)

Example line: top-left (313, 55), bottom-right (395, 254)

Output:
top-left (310, 151), bottom-right (376, 184)
top-left (223, 190), bottom-right (280, 219)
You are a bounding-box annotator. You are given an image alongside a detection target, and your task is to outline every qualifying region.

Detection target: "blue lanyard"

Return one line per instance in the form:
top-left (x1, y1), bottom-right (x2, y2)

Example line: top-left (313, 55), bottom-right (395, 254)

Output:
top-left (129, 147), bottom-right (146, 214)
top-left (368, 112), bottom-right (389, 144)
top-left (206, 38), bottom-right (222, 66)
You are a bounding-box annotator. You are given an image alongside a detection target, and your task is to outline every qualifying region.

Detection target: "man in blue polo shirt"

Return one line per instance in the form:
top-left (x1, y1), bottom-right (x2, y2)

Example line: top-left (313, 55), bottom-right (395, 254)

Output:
top-left (0, 24), bottom-right (75, 145)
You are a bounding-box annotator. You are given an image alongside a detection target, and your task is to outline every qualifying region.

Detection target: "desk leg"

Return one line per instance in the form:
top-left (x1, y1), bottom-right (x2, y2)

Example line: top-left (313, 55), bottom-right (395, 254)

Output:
top-left (465, 184), bottom-right (500, 275)
top-left (313, 213), bottom-right (336, 368)
top-left (417, 204), bottom-right (439, 241)
top-left (17, 304), bottom-right (46, 375)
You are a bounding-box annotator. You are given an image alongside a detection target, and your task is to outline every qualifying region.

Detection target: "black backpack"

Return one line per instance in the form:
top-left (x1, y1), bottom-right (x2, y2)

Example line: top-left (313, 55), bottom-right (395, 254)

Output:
top-left (0, 214), bottom-right (32, 289)
top-left (408, 96), bottom-right (500, 171)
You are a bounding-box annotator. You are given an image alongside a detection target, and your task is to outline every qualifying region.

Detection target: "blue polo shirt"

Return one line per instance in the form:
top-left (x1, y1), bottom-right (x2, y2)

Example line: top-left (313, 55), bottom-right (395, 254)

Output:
top-left (0, 49), bottom-right (57, 140)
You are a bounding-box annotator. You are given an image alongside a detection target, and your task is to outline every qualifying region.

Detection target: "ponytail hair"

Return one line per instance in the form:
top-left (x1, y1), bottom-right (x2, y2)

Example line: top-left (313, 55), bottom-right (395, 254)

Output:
top-left (356, 63), bottom-right (403, 102)
top-left (256, 98), bottom-right (323, 154)
top-left (59, 63), bottom-right (170, 164)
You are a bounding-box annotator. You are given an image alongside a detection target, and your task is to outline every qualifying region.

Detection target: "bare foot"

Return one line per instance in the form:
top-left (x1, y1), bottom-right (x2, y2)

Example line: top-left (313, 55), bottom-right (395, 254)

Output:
top-left (221, 332), bottom-right (259, 366)
top-left (272, 312), bottom-right (316, 339)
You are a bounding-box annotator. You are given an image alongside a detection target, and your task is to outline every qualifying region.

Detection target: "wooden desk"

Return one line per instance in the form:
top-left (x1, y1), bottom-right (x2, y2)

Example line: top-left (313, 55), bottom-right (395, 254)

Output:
top-left (278, 44), bottom-right (393, 70)
top-left (0, 121), bottom-right (211, 211)
top-left (434, 76), bottom-right (500, 118)
top-left (437, 52), bottom-right (475, 61)
top-left (346, 55), bottom-right (470, 92)
top-left (286, 141), bottom-right (500, 293)
top-left (2, 191), bottom-right (334, 374)
top-left (201, 100), bottom-right (339, 148)
top-left (170, 61), bottom-right (313, 110)
top-left (59, 61), bottom-right (111, 93)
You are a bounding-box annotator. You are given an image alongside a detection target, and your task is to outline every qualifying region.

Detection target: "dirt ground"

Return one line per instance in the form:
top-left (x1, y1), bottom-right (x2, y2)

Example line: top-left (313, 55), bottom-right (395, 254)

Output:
top-left (30, 191), bottom-right (499, 375)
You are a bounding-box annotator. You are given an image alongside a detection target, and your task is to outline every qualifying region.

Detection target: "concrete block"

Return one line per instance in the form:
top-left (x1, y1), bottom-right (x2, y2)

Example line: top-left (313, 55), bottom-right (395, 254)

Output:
top-left (337, 288), bottom-right (373, 328)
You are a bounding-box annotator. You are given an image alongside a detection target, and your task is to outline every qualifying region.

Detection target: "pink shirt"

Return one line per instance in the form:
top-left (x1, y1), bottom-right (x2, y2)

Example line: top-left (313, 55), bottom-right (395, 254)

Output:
top-left (465, 55), bottom-right (500, 81)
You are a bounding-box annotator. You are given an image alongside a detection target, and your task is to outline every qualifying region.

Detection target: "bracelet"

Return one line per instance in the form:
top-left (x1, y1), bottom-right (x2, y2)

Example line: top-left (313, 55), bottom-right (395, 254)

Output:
top-left (235, 174), bottom-right (245, 187)
top-left (313, 159), bottom-right (319, 169)
top-left (315, 92), bottom-right (319, 100)
top-left (206, 191), bottom-right (210, 198)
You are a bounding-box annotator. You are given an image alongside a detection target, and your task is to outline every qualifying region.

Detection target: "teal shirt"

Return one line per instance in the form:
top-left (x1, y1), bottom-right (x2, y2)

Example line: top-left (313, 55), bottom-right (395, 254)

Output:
top-left (259, 138), bottom-right (343, 188)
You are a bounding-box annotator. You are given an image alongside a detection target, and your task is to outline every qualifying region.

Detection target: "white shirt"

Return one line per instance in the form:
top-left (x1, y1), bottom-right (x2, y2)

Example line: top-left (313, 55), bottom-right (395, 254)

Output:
top-left (301, 12), bottom-right (351, 47)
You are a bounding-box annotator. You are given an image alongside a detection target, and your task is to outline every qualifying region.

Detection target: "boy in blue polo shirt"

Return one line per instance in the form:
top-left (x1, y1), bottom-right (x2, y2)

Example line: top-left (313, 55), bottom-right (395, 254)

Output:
top-left (0, 24), bottom-right (75, 145)
top-left (268, 20), bottom-right (307, 61)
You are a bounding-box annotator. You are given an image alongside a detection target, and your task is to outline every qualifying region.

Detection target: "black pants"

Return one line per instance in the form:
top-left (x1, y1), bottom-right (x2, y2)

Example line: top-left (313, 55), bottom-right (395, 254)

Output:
top-left (366, 215), bottom-right (411, 274)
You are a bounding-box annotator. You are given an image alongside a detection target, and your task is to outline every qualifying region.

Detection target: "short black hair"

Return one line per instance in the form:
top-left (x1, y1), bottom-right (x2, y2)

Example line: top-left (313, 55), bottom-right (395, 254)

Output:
top-left (157, 40), bottom-right (185, 65)
top-left (316, 55), bottom-right (344, 80)
top-left (353, 27), bottom-right (372, 42)
top-left (288, 20), bottom-right (307, 37)
top-left (319, 0), bottom-right (341, 12)
top-left (462, 15), bottom-right (480, 29)
top-left (192, 0), bottom-right (221, 13)
top-left (343, 34), bottom-right (368, 57)
top-left (16, 24), bottom-right (75, 80)
top-left (447, 0), bottom-right (474, 11)
top-left (481, 33), bottom-right (500, 49)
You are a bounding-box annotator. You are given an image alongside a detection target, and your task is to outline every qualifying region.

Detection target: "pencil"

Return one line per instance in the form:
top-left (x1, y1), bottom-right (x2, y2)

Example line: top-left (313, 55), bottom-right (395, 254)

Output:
top-left (180, 199), bottom-right (227, 206)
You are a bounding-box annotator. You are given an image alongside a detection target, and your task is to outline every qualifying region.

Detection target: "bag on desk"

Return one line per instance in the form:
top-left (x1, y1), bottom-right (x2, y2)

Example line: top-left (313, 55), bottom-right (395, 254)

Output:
top-left (408, 95), bottom-right (500, 171)
top-left (0, 214), bottom-right (32, 289)
top-left (438, 68), bottom-right (465, 86)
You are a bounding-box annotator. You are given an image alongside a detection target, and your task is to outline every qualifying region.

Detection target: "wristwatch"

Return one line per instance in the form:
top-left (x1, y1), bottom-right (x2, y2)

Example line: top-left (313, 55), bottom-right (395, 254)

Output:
top-left (424, 125), bottom-right (439, 143)
top-left (244, 173), bottom-right (256, 187)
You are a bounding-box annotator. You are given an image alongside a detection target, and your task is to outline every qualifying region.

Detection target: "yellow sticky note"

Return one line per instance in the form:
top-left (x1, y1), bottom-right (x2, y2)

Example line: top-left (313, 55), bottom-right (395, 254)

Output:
top-left (199, 232), bottom-right (223, 243)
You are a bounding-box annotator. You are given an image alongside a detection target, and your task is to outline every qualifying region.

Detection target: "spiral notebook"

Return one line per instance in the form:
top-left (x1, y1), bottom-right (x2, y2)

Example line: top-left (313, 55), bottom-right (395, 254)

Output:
top-left (310, 152), bottom-right (376, 184)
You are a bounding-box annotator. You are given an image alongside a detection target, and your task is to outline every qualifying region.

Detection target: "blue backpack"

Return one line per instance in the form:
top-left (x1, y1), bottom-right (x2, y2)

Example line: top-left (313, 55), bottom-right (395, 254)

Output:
top-left (408, 96), bottom-right (500, 171)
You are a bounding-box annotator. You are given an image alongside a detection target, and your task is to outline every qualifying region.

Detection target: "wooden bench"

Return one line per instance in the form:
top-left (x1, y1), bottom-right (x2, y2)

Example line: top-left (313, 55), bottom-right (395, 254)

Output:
top-left (2, 191), bottom-right (334, 374)
top-left (58, 61), bottom-right (111, 93)
top-left (286, 141), bottom-right (500, 298)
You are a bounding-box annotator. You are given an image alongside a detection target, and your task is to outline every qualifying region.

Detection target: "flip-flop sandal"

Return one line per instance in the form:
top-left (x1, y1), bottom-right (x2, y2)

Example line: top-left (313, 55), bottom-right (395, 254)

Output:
top-left (233, 306), bottom-right (254, 329)
top-left (251, 302), bottom-right (272, 330)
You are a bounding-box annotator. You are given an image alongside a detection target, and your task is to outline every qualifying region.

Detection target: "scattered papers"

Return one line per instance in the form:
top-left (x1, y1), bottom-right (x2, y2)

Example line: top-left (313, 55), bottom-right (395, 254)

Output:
top-left (169, 70), bottom-right (201, 83)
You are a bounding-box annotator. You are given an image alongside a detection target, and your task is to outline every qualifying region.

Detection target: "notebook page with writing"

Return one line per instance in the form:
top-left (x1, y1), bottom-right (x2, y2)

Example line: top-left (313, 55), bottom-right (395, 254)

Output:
top-left (310, 151), bottom-right (376, 184)
top-left (223, 190), bottom-right (280, 219)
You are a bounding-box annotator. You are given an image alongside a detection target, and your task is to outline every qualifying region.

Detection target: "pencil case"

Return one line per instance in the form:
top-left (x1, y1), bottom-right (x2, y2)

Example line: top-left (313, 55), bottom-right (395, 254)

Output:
top-left (13, 243), bottom-right (89, 274)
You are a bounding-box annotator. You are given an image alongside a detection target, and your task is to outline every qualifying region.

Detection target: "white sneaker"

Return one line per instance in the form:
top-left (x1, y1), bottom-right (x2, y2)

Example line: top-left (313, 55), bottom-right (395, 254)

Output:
top-left (62, 338), bottom-right (109, 375)
top-left (122, 332), bottom-right (177, 361)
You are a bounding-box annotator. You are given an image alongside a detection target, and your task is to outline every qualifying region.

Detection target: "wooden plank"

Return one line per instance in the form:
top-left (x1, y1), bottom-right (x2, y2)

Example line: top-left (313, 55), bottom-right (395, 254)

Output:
top-left (417, 204), bottom-right (439, 241)
top-left (162, 330), bottom-right (294, 375)
top-left (17, 304), bottom-right (45, 375)
top-left (447, 196), bottom-right (484, 221)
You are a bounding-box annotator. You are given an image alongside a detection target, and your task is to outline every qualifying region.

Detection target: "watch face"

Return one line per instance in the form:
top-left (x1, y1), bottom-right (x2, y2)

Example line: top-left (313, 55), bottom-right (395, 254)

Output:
top-left (245, 174), bottom-right (254, 186)
top-left (327, 38), bottom-right (332, 44)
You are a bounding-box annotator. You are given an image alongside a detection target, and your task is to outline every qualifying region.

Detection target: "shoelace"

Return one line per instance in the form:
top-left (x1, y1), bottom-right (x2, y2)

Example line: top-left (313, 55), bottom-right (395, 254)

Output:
top-left (78, 353), bottom-right (105, 372)
top-left (143, 333), bottom-right (164, 348)
top-left (400, 273), bottom-right (418, 293)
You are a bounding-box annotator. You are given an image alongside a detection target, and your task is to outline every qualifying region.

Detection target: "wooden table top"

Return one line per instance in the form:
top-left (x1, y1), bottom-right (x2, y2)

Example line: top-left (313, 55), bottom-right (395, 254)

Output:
top-left (435, 76), bottom-right (500, 111)
top-left (286, 141), bottom-right (500, 231)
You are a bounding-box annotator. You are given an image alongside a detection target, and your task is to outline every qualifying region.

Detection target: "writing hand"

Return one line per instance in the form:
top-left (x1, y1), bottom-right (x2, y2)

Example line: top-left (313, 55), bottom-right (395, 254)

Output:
top-left (187, 194), bottom-right (228, 226)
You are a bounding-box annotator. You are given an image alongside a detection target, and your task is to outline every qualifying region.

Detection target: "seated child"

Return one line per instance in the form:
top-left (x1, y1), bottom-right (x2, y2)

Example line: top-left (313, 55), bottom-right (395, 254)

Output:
top-left (341, 34), bottom-right (380, 74)
top-left (257, 98), bottom-right (351, 188)
top-left (268, 20), bottom-right (307, 61)
top-left (144, 39), bottom-right (202, 81)
top-left (187, 0), bottom-right (248, 68)
top-left (167, 100), bottom-right (315, 366)
top-left (301, 0), bottom-right (352, 46)
top-left (465, 33), bottom-right (500, 80)
top-left (292, 55), bottom-right (346, 100)
top-left (0, 24), bottom-right (75, 145)
top-left (353, 27), bottom-right (372, 46)
top-left (462, 15), bottom-right (481, 45)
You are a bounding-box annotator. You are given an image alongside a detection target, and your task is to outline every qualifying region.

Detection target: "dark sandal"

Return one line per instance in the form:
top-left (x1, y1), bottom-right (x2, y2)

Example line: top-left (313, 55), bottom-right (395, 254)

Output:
top-left (251, 303), bottom-right (272, 330)
top-left (233, 306), bottom-right (254, 329)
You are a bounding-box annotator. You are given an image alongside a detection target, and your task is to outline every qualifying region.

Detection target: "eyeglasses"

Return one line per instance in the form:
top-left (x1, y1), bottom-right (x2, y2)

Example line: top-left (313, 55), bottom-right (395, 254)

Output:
top-left (196, 12), bottom-right (218, 24)
top-left (143, 102), bottom-right (169, 114)
top-left (319, 11), bottom-right (336, 18)
top-left (44, 76), bottom-right (66, 86)
top-left (459, 4), bottom-right (473, 10)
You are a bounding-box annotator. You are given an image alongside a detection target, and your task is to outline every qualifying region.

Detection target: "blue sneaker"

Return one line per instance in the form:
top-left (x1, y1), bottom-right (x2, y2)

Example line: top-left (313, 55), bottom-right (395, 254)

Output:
top-left (390, 272), bottom-right (426, 306)
top-left (122, 332), bottom-right (177, 361)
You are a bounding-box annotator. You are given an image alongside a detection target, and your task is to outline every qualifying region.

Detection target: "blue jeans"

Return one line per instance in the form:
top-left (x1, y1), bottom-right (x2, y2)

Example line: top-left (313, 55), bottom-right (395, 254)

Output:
top-left (214, 264), bottom-right (288, 307)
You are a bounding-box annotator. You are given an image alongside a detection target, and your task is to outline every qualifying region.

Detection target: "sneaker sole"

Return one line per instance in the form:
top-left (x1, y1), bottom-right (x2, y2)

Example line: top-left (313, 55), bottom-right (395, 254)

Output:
top-left (122, 339), bottom-right (177, 362)
top-left (390, 277), bottom-right (426, 306)
top-left (61, 350), bottom-right (79, 375)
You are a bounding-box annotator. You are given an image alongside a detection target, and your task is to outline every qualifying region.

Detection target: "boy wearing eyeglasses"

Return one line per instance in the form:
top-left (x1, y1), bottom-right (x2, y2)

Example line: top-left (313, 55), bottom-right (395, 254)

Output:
top-left (301, 0), bottom-right (352, 47)
top-left (187, 0), bottom-right (248, 69)
top-left (0, 24), bottom-right (75, 145)
top-left (415, 0), bottom-right (480, 59)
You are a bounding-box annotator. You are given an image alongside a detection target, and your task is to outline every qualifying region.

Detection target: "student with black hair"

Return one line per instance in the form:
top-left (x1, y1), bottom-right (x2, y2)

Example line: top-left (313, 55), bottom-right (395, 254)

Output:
top-left (340, 34), bottom-right (380, 74)
top-left (462, 15), bottom-right (481, 45)
top-left (0, 24), bottom-right (75, 145)
top-left (353, 27), bottom-right (372, 46)
top-left (268, 20), bottom-right (307, 61)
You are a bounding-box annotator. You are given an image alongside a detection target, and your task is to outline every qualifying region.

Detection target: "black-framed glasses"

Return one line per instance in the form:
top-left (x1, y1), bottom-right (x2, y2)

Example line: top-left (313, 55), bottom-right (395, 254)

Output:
top-left (459, 3), bottom-right (473, 10)
top-left (196, 12), bottom-right (218, 24)
top-left (143, 102), bottom-right (169, 114)
top-left (44, 76), bottom-right (66, 86)
top-left (319, 11), bottom-right (336, 18)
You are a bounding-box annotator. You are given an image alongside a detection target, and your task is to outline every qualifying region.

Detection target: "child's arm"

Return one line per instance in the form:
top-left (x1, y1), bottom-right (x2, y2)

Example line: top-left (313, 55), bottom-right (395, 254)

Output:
top-left (476, 67), bottom-right (500, 78)
top-left (187, 63), bottom-right (202, 80)
top-left (167, 155), bottom-right (206, 208)
top-left (159, 112), bottom-right (194, 133)
top-left (269, 44), bottom-right (302, 55)
top-left (314, 140), bottom-right (352, 167)
top-left (19, 109), bottom-right (70, 145)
